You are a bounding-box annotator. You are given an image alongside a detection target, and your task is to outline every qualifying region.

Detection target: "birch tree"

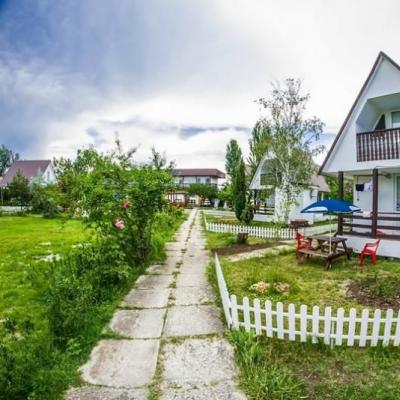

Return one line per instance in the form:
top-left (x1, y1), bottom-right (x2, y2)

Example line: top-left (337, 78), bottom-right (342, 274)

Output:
top-left (255, 79), bottom-right (325, 223)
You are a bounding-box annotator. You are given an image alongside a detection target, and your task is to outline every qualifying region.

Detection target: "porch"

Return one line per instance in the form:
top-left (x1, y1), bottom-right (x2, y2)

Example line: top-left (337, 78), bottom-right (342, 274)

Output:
top-left (336, 168), bottom-right (400, 258)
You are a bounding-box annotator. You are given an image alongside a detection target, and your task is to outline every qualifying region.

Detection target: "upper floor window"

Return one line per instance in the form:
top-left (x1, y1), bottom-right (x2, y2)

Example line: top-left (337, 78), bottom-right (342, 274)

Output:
top-left (392, 111), bottom-right (400, 129)
top-left (375, 114), bottom-right (386, 130)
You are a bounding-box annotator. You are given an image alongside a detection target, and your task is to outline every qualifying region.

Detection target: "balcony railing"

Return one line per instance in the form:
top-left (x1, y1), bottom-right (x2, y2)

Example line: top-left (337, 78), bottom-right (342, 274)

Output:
top-left (342, 212), bottom-right (400, 240)
top-left (356, 128), bottom-right (400, 162)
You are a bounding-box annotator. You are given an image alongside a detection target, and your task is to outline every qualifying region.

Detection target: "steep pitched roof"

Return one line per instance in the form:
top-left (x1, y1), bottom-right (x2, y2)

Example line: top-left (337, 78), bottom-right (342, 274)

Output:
top-left (319, 51), bottom-right (400, 174)
top-left (171, 168), bottom-right (226, 179)
top-left (1, 160), bottom-right (51, 187)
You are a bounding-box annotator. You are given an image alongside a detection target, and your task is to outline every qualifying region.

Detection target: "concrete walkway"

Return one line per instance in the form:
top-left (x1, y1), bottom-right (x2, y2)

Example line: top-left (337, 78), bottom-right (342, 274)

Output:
top-left (66, 209), bottom-right (246, 400)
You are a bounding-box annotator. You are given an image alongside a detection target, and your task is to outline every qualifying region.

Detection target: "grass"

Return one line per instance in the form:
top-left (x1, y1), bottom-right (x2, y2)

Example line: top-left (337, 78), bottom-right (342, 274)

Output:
top-left (204, 228), bottom-right (400, 400)
top-left (0, 215), bottom-right (89, 328)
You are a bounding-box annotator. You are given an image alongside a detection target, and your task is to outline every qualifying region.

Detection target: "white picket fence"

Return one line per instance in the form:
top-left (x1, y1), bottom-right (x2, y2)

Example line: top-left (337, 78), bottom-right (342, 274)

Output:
top-left (205, 219), bottom-right (296, 240)
top-left (204, 214), bottom-right (336, 241)
top-left (215, 254), bottom-right (400, 347)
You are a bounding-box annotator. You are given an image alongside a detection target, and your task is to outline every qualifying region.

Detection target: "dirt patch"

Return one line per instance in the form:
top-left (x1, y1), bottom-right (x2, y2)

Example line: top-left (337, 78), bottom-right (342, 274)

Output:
top-left (345, 278), bottom-right (400, 310)
top-left (211, 241), bottom-right (283, 256)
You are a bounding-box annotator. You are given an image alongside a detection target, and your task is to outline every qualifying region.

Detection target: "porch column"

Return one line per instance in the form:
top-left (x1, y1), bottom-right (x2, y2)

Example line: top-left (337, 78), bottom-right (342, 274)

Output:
top-left (371, 168), bottom-right (379, 238)
top-left (337, 171), bottom-right (344, 235)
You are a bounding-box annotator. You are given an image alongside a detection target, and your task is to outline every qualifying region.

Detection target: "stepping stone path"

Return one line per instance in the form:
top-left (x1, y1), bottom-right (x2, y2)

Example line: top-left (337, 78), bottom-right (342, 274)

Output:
top-left (66, 209), bottom-right (246, 400)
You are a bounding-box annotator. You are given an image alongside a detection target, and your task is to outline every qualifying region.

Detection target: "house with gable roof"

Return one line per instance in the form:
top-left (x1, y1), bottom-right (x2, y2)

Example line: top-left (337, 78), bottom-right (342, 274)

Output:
top-left (0, 160), bottom-right (56, 188)
top-left (320, 51), bottom-right (400, 258)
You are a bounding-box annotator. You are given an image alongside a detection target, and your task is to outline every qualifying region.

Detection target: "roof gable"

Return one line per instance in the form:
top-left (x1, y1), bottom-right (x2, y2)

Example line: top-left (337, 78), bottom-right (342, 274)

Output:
top-left (320, 51), bottom-right (400, 174)
top-left (1, 160), bottom-right (51, 186)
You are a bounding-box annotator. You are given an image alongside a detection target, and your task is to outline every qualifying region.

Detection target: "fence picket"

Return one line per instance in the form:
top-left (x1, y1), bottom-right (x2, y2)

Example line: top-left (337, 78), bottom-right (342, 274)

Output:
top-left (265, 300), bottom-right (273, 337)
top-left (300, 305), bottom-right (308, 342)
top-left (371, 309), bottom-right (381, 346)
top-left (347, 308), bottom-right (356, 346)
top-left (230, 294), bottom-right (239, 330)
top-left (288, 304), bottom-right (296, 341)
top-left (312, 305), bottom-right (319, 343)
top-left (243, 297), bottom-right (251, 332)
top-left (335, 308), bottom-right (345, 346)
top-left (323, 307), bottom-right (332, 345)
top-left (359, 309), bottom-right (369, 347)
top-left (254, 299), bottom-right (262, 335)
top-left (383, 309), bottom-right (393, 346)
top-left (276, 302), bottom-right (284, 339)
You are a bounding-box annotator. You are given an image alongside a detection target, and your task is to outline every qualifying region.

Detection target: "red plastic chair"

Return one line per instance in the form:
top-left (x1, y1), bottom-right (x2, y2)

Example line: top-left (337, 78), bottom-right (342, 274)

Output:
top-left (295, 232), bottom-right (312, 258)
top-left (359, 240), bottom-right (381, 266)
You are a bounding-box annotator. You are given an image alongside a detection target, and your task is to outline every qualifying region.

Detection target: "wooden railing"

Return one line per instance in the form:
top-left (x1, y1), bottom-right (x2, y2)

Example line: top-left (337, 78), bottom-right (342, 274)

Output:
top-left (356, 128), bottom-right (400, 162)
top-left (342, 212), bottom-right (400, 240)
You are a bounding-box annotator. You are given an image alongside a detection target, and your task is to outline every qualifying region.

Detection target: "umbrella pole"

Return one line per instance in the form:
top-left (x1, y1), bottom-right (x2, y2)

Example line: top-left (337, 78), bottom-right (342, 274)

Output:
top-left (330, 214), bottom-right (332, 254)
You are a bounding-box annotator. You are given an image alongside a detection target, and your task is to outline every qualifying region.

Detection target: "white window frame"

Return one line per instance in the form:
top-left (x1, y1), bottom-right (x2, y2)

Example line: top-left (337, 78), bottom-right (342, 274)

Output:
top-left (390, 110), bottom-right (400, 129)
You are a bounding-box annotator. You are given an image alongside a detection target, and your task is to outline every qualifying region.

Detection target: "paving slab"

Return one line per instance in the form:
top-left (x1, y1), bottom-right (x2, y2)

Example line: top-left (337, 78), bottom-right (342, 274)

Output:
top-left (110, 309), bottom-right (166, 338)
top-left (161, 338), bottom-right (237, 385)
top-left (165, 242), bottom-right (186, 251)
top-left (176, 273), bottom-right (208, 287)
top-left (160, 383), bottom-right (246, 400)
top-left (121, 288), bottom-right (170, 309)
top-left (65, 387), bottom-right (149, 400)
top-left (80, 339), bottom-right (159, 388)
top-left (172, 286), bottom-right (215, 306)
top-left (135, 274), bottom-right (174, 289)
top-left (146, 263), bottom-right (177, 274)
top-left (163, 305), bottom-right (223, 337)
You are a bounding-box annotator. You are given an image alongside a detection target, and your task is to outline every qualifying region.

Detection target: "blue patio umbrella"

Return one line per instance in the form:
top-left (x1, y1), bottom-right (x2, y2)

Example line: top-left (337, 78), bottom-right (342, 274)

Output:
top-left (301, 199), bottom-right (361, 253)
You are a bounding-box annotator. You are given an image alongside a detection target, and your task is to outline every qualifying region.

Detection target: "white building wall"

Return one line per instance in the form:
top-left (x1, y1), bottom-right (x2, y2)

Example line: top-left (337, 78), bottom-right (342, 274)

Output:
top-left (324, 58), bottom-right (400, 174)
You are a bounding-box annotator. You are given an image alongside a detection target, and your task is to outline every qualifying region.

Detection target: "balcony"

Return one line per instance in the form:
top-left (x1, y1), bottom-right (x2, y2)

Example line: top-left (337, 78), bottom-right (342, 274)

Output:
top-left (356, 128), bottom-right (400, 162)
top-left (342, 212), bottom-right (400, 240)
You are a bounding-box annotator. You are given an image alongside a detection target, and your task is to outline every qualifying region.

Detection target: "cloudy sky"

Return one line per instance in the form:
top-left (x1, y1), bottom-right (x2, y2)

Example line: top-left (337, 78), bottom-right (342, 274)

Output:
top-left (1, 0), bottom-right (400, 169)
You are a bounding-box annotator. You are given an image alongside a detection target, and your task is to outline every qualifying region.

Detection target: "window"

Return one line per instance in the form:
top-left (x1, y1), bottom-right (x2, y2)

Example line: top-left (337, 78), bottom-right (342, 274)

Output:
top-left (375, 114), bottom-right (386, 130)
top-left (397, 176), bottom-right (400, 211)
top-left (392, 111), bottom-right (400, 129)
top-left (205, 177), bottom-right (210, 184)
top-left (196, 177), bottom-right (201, 183)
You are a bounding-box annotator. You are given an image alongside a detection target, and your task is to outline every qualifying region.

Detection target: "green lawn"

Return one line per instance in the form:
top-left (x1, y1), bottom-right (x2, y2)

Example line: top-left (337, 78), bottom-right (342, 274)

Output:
top-left (0, 215), bottom-right (89, 327)
top-left (205, 229), bottom-right (400, 400)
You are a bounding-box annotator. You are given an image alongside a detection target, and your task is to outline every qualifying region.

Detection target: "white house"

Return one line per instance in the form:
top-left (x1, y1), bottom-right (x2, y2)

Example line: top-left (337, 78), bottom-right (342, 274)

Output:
top-left (0, 160), bottom-right (56, 188)
top-left (320, 51), bottom-right (400, 258)
top-left (167, 168), bottom-right (226, 205)
top-left (250, 153), bottom-right (330, 224)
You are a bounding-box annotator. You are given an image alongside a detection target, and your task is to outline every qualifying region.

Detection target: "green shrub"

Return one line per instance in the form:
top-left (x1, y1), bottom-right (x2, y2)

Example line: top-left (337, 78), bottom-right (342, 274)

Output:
top-left (241, 203), bottom-right (254, 225)
top-left (31, 183), bottom-right (61, 218)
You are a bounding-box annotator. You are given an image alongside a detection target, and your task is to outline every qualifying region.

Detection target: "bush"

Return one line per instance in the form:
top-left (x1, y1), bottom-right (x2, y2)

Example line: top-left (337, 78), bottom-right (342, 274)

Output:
top-left (241, 203), bottom-right (254, 224)
top-left (45, 240), bottom-right (131, 347)
top-left (31, 183), bottom-right (61, 218)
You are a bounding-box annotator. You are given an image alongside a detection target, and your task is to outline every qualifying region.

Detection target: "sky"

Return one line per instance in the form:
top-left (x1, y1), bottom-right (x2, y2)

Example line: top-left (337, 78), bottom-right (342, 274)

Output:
top-left (1, 0), bottom-right (400, 170)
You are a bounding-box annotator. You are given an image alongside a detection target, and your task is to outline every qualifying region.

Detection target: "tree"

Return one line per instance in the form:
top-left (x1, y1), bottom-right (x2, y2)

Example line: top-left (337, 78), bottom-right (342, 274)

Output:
top-left (217, 183), bottom-right (233, 206)
top-left (8, 170), bottom-right (31, 205)
top-left (187, 183), bottom-right (218, 204)
top-left (255, 79), bottom-right (325, 222)
top-left (232, 158), bottom-right (247, 221)
top-left (247, 121), bottom-right (271, 178)
top-left (325, 176), bottom-right (353, 202)
top-left (225, 139), bottom-right (242, 180)
top-left (0, 144), bottom-right (19, 176)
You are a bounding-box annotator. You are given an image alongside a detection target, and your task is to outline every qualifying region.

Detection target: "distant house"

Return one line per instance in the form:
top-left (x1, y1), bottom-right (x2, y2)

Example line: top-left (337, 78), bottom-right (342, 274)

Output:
top-left (250, 153), bottom-right (330, 224)
top-left (168, 168), bottom-right (226, 205)
top-left (0, 160), bottom-right (56, 188)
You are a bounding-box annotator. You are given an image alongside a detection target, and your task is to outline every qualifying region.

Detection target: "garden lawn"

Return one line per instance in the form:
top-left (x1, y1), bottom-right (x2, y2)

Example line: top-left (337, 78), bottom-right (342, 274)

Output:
top-left (0, 215), bottom-right (88, 329)
top-left (205, 229), bottom-right (400, 400)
